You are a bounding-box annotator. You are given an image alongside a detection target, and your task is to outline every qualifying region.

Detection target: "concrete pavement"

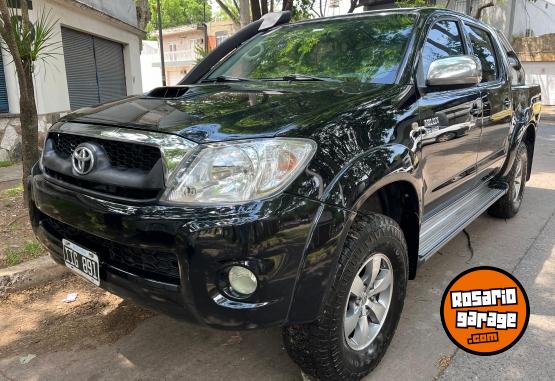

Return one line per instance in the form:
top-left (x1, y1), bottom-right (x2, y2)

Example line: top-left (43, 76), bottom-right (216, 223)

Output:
top-left (364, 121), bottom-right (555, 380)
top-left (0, 163), bottom-right (21, 183)
top-left (439, 210), bottom-right (555, 380)
top-left (0, 163), bottom-right (21, 192)
top-left (1, 122), bottom-right (554, 380)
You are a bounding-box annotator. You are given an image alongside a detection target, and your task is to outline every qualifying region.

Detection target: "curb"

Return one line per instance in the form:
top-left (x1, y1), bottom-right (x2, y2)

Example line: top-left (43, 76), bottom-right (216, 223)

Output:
top-left (0, 255), bottom-right (69, 296)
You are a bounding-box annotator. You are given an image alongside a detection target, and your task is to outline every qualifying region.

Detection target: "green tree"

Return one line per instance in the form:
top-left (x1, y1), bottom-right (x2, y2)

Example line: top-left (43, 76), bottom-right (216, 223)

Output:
top-left (289, 0), bottom-right (314, 21)
top-left (146, 0), bottom-right (211, 33)
top-left (214, 0), bottom-right (240, 25)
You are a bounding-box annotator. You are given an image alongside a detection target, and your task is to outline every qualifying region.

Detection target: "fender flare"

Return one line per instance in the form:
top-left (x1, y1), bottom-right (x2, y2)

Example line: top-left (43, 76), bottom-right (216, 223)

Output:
top-left (499, 121), bottom-right (537, 179)
top-left (286, 144), bottom-right (422, 323)
top-left (499, 100), bottom-right (539, 179)
top-left (321, 144), bottom-right (422, 211)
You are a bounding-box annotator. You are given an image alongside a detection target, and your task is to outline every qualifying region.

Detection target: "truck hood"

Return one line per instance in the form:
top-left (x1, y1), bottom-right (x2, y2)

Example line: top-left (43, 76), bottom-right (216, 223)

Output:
top-left (61, 82), bottom-right (394, 143)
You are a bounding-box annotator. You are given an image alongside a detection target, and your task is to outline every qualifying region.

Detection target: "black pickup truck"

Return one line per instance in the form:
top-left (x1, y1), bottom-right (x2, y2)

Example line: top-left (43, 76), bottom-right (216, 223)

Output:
top-left (29, 8), bottom-right (541, 380)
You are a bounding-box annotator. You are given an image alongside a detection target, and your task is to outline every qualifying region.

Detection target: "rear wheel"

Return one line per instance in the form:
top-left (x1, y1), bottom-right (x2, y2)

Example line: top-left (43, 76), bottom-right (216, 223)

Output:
top-left (488, 142), bottom-right (528, 219)
top-left (283, 214), bottom-right (408, 381)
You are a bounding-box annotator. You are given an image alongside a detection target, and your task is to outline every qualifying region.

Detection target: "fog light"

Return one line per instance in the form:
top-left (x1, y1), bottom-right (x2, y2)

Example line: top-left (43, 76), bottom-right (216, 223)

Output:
top-left (228, 266), bottom-right (257, 295)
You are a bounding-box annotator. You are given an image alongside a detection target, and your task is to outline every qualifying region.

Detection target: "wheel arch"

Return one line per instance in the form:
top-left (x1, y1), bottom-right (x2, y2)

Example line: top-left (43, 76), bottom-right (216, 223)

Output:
top-left (500, 120), bottom-right (537, 180)
top-left (354, 177), bottom-right (421, 279)
top-left (286, 148), bottom-right (423, 324)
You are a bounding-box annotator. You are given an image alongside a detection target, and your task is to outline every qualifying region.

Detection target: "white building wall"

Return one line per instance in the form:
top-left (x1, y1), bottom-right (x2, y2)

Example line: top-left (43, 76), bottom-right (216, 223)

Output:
top-left (78, 0), bottom-right (139, 27)
top-left (3, 0), bottom-right (143, 115)
top-left (141, 42), bottom-right (163, 92)
top-left (523, 62), bottom-right (555, 105)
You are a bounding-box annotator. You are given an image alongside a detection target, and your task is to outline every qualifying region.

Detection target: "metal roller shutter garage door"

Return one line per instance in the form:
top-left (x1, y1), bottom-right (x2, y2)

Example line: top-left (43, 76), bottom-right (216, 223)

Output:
top-left (0, 51), bottom-right (10, 113)
top-left (62, 27), bottom-right (127, 110)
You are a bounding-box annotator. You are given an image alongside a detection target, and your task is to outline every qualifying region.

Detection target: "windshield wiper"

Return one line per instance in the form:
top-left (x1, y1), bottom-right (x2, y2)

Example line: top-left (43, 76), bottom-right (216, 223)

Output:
top-left (202, 75), bottom-right (254, 83)
top-left (268, 74), bottom-right (342, 82)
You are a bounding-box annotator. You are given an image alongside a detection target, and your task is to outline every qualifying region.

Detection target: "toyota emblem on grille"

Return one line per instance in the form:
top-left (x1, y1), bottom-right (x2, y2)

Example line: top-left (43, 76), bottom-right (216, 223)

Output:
top-left (72, 145), bottom-right (95, 175)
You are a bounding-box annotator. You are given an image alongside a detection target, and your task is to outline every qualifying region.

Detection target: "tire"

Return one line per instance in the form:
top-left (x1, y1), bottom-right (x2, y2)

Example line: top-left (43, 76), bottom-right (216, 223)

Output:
top-left (283, 214), bottom-right (408, 381)
top-left (488, 142), bottom-right (528, 219)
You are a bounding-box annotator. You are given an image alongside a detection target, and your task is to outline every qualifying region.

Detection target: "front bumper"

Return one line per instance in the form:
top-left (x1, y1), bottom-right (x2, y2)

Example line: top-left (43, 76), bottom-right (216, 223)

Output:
top-left (29, 166), bottom-right (323, 329)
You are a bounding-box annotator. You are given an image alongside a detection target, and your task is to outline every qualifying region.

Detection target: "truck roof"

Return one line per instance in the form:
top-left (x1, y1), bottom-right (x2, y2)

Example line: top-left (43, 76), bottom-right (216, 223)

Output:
top-left (290, 7), bottom-right (476, 26)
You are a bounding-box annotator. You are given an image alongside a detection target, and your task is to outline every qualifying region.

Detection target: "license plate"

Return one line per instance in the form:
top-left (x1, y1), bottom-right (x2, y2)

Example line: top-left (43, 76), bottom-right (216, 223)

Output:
top-left (63, 239), bottom-right (100, 286)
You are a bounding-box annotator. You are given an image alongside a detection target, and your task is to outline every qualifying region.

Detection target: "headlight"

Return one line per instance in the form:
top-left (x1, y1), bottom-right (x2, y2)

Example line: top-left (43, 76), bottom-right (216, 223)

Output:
top-left (161, 138), bottom-right (317, 204)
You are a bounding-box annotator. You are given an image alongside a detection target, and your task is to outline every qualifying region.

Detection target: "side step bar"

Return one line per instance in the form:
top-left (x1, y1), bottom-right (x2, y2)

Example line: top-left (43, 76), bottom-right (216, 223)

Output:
top-left (418, 183), bottom-right (508, 261)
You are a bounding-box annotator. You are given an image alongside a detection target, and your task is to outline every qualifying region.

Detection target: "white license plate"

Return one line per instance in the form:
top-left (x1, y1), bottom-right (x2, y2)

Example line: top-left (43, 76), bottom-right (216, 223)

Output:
top-left (63, 239), bottom-right (100, 286)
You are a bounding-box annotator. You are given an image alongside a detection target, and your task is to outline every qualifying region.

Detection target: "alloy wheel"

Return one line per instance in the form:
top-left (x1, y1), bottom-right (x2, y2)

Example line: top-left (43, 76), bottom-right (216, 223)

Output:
top-left (344, 253), bottom-right (393, 350)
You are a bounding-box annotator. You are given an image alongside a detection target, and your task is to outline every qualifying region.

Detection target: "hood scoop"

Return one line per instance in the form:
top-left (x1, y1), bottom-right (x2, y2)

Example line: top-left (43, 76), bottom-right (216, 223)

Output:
top-left (147, 86), bottom-right (189, 98)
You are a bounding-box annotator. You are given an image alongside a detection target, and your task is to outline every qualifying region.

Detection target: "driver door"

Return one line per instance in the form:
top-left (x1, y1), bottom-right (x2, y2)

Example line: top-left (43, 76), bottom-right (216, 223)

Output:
top-left (417, 19), bottom-right (482, 213)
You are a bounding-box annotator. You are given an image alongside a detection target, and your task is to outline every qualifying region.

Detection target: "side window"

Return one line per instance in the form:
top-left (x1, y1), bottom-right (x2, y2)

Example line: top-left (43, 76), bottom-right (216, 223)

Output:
top-left (465, 26), bottom-right (498, 83)
top-left (421, 20), bottom-right (465, 76)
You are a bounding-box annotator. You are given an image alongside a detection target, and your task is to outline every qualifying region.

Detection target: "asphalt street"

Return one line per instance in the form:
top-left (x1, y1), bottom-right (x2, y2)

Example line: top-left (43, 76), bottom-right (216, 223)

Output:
top-left (1, 121), bottom-right (554, 381)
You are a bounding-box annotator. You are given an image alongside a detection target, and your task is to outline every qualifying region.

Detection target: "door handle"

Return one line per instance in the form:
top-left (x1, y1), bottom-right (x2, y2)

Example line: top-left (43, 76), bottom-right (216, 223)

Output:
top-left (503, 98), bottom-right (511, 108)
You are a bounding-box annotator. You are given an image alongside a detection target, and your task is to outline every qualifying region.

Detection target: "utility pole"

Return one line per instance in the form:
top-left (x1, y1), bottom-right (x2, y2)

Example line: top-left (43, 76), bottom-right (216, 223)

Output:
top-left (156, 0), bottom-right (166, 86)
top-left (203, 0), bottom-right (208, 52)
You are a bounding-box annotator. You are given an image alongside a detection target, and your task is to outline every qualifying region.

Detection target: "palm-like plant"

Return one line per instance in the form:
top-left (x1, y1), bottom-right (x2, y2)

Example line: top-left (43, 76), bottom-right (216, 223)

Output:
top-left (7, 6), bottom-right (59, 69)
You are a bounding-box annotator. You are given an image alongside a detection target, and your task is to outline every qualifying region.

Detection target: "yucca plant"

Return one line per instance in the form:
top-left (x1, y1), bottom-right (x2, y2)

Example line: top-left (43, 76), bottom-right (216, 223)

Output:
top-left (8, 6), bottom-right (59, 69)
top-left (0, 0), bottom-right (59, 200)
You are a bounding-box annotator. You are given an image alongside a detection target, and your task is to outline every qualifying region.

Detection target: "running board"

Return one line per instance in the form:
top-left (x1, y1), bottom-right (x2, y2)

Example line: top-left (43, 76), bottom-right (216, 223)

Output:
top-left (418, 183), bottom-right (507, 261)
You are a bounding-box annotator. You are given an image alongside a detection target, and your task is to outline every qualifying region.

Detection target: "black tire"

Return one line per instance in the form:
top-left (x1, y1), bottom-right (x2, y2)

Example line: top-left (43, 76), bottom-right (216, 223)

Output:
top-left (488, 142), bottom-right (528, 219)
top-left (283, 214), bottom-right (408, 381)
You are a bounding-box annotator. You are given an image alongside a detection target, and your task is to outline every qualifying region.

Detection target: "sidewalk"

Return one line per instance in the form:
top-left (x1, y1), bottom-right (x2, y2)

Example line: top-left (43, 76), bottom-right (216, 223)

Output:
top-left (439, 210), bottom-right (555, 380)
top-left (0, 163), bottom-right (21, 182)
top-left (542, 105), bottom-right (555, 122)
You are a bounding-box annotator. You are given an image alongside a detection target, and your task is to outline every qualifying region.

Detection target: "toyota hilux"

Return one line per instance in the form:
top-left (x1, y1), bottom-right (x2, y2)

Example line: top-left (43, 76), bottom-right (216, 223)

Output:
top-left (29, 8), bottom-right (541, 380)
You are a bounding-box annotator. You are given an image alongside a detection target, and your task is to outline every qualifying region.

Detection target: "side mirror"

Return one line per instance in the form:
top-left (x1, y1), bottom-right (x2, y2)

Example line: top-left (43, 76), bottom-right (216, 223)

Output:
top-left (426, 55), bottom-right (482, 87)
top-left (508, 56), bottom-right (522, 70)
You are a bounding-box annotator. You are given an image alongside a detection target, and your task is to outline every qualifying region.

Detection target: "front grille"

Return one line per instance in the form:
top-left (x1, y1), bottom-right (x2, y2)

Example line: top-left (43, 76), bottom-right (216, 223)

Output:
top-left (43, 132), bottom-right (166, 200)
top-left (51, 132), bottom-right (161, 171)
top-left (45, 168), bottom-right (160, 200)
top-left (41, 214), bottom-right (180, 284)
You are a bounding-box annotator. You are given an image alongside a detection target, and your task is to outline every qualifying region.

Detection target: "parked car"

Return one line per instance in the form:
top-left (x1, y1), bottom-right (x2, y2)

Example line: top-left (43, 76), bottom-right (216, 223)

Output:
top-left (29, 8), bottom-right (541, 380)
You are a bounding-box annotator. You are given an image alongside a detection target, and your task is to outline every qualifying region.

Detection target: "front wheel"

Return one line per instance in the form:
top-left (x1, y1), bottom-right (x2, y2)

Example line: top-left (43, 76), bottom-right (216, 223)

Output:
top-left (283, 214), bottom-right (408, 381)
top-left (488, 142), bottom-right (528, 219)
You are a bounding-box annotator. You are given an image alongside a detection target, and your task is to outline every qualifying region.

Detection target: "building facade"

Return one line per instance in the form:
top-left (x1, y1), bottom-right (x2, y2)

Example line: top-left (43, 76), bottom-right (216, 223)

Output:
top-left (141, 20), bottom-right (237, 88)
top-left (512, 33), bottom-right (555, 105)
top-left (0, 0), bottom-right (144, 162)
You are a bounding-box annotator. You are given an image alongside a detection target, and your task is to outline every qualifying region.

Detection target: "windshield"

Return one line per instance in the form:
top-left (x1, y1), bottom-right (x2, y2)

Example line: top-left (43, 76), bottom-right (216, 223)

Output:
top-left (207, 14), bottom-right (417, 84)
